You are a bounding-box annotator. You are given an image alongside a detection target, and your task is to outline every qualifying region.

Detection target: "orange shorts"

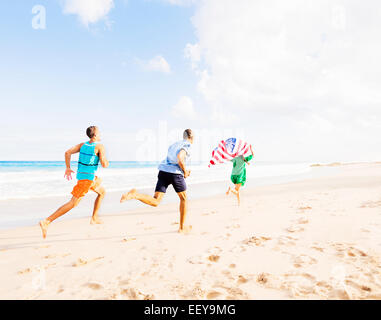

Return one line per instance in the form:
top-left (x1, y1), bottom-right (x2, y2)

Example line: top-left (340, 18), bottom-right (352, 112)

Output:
top-left (71, 177), bottom-right (101, 199)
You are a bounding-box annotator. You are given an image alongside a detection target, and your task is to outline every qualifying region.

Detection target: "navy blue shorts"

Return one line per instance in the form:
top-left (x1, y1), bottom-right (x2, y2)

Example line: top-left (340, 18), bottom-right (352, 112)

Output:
top-left (155, 171), bottom-right (187, 193)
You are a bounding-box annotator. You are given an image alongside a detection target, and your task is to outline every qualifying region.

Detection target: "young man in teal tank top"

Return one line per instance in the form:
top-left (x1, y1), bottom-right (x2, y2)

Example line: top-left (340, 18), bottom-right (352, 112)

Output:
top-left (39, 126), bottom-right (109, 239)
top-left (226, 145), bottom-right (254, 206)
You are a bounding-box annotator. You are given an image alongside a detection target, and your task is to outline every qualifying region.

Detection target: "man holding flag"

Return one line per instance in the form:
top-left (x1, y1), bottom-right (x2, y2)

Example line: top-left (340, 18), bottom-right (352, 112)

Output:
top-left (208, 137), bottom-right (254, 206)
top-left (226, 144), bottom-right (254, 206)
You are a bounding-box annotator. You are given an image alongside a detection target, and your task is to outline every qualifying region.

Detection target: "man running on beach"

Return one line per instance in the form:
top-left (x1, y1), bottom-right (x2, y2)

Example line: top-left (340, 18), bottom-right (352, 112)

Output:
top-left (120, 129), bottom-right (194, 234)
top-left (39, 126), bottom-right (109, 239)
top-left (226, 145), bottom-right (254, 206)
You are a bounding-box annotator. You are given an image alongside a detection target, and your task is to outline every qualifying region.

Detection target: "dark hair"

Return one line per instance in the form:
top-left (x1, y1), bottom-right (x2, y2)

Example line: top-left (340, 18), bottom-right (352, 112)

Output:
top-left (183, 129), bottom-right (193, 140)
top-left (86, 126), bottom-right (98, 139)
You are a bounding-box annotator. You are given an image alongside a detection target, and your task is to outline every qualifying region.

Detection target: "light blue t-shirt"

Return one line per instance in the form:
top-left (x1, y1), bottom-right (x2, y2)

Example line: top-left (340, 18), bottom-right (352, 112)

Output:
top-left (158, 140), bottom-right (191, 175)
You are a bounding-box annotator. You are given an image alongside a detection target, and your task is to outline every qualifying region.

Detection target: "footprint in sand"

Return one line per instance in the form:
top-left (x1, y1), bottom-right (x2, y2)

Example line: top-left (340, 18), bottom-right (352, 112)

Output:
top-left (313, 281), bottom-right (334, 298)
top-left (226, 287), bottom-right (248, 299)
top-left (83, 282), bottom-right (103, 290)
top-left (329, 266), bottom-right (381, 299)
top-left (331, 243), bottom-right (369, 260)
top-left (284, 272), bottom-right (316, 283)
top-left (122, 237), bottom-right (136, 242)
top-left (286, 225), bottom-right (304, 233)
top-left (347, 247), bottom-right (367, 258)
top-left (297, 206), bottom-right (312, 213)
top-left (311, 246), bottom-right (324, 252)
top-left (345, 279), bottom-right (372, 293)
top-left (206, 291), bottom-right (222, 299)
top-left (297, 217), bottom-right (309, 224)
top-left (279, 235), bottom-right (298, 244)
top-left (237, 275), bottom-right (249, 284)
top-left (123, 288), bottom-right (154, 300)
top-left (209, 282), bottom-right (249, 300)
top-left (119, 279), bottom-right (130, 286)
top-left (257, 273), bottom-right (269, 284)
top-left (331, 243), bottom-right (346, 257)
top-left (243, 236), bottom-right (272, 246)
top-left (18, 268), bottom-right (32, 275)
top-left (281, 273), bottom-right (318, 297)
top-left (18, 263), bottom-right (56, 275)
top-left (295, 254), bottom-right (317, 264)
top-left (293, 254), bottom-right (317, 268)
top-left (72, 256), bottom-right (104, 267)
top-left (208, 255), bottom-right (220, 263)
top-left (181, 283), bottom-right (206, 299)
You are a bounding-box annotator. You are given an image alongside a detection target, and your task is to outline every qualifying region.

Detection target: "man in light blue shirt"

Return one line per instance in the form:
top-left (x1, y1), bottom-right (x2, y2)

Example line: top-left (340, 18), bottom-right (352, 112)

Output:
top-left (158, 139), bottom-right (192, 174)
top-left (121, 129), bottom-right (194, 234)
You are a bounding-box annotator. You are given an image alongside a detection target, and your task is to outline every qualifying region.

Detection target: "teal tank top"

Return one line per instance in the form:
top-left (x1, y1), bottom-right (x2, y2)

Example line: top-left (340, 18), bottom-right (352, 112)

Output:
top-left (76, 142), bottom-right (99, 181)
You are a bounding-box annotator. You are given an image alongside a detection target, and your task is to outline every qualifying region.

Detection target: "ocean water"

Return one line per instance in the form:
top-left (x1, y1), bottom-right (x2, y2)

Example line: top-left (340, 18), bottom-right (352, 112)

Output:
top-left (0, 160), bottom-right (316, 229)
top-left (0, 161), bottom-right (312, 201)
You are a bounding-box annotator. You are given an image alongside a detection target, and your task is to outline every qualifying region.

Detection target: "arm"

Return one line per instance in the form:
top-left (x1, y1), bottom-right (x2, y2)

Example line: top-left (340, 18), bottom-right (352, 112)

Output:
top-left (97, 144), bottom-right (109, 168)
top-left (177, 149), bottom-right (190, 178)
top-left (244, 145), bottom-right (254, 162)
top-left (64, 143), bottom-right (83, 180)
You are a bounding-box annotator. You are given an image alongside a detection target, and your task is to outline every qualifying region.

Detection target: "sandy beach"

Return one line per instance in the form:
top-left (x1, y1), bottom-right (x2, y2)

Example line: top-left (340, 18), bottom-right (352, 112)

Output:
top-left (1, 162), bottom-right (381, 300)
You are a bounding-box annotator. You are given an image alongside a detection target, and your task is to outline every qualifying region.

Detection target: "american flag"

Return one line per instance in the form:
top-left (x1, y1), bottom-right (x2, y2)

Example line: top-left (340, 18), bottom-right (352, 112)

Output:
top-left (208, 138), bottom-right (250, 167)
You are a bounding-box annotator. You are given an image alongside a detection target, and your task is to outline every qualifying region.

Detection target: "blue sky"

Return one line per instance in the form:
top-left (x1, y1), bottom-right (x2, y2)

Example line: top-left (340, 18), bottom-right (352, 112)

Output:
top-left (1, 0), bottom-right (381, 163)
top-left (0, 0), bottom-right (204, 160)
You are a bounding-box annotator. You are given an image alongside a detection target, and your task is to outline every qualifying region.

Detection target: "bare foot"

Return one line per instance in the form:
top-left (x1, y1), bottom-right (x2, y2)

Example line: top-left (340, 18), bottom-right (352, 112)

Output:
top-left (90, 217), bottom-right (104, 225)
top-left (178, 225), bottom-right (192, 234)
top-left (226, 187), bottom-right (231, 195)
top-left (120, 189), bottom-right (137, 203)
top-left (39, 220), bottom-right (49, 239)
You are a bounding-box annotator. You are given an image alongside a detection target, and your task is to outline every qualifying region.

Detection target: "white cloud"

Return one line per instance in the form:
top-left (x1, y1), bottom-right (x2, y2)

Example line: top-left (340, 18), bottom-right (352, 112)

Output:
top-left (171, 96), bottom-right (197, 119)
top-left (62, 0), bottom-right (114, 26)
top-left (139, 55), bottom-right (171, 74)
top-left (185, 0), bottom-right (381, 161)
top-left (184, 43), bottom-right (201, 70)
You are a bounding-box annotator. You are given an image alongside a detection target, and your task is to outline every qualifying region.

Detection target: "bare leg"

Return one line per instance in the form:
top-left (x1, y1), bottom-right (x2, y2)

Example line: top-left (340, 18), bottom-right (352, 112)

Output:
top-left (177, 191), bottom-right (192, 234)
top-left (39, 196), bottom-right (82, 239)
top-left (120, 189), bottom-right (164, 207)
top-left (234, 184), bottom-right (241, 206)
top-left (227, 184), bottom-right (241, 206)
top-left (91, 186), bottom-right (106, 224)
top-left (226, 186), bottom-right (231, 195)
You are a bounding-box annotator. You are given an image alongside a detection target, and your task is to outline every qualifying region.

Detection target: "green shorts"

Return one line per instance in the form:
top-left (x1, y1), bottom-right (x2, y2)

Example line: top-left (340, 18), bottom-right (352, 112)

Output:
top-left (231, 170), bottom-right (247, 186)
